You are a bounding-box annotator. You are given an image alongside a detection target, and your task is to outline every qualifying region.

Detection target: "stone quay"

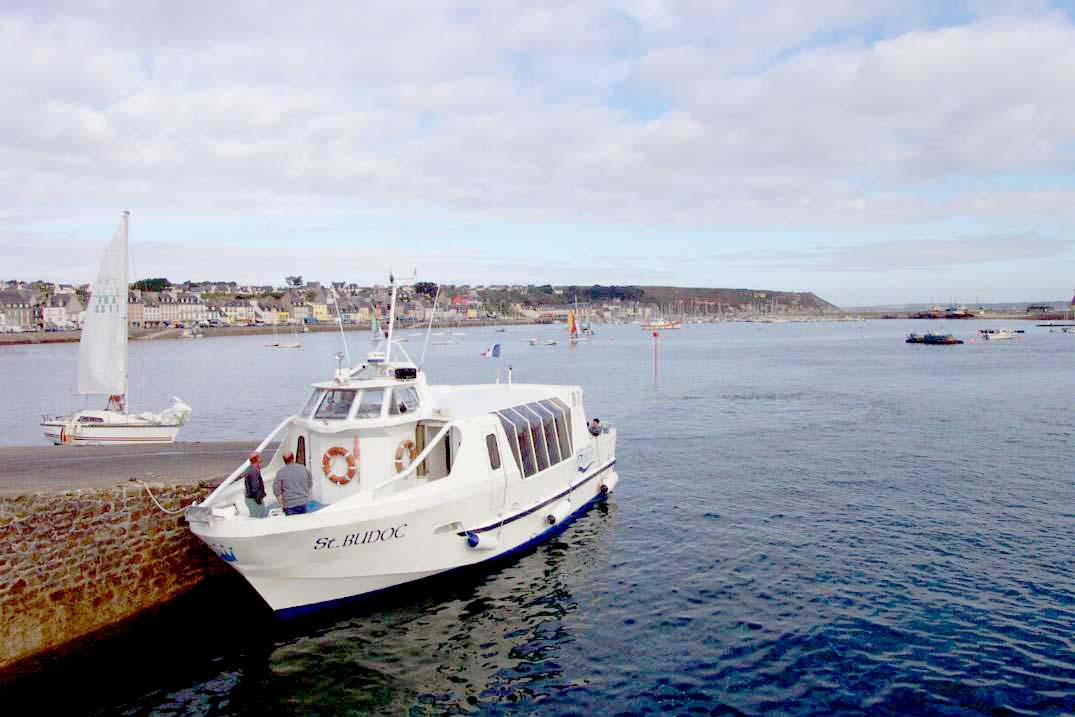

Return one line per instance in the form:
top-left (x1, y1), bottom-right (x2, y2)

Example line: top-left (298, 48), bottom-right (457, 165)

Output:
top-left (0, 442), bottom-right (254, 671)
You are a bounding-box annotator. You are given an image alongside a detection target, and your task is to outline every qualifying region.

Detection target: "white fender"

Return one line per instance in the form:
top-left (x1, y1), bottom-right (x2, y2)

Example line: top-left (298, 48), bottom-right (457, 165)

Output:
top-left (600, 471), bottom-right (619, 495)
top-left (546, 499), bottom-right (572, 525)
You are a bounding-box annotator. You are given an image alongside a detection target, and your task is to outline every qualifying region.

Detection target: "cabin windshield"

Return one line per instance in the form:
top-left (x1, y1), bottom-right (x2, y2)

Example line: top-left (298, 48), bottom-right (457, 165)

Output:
top-left (389, 386), bottom-right (420, 415)
top-left (314, 389), bottom-right (357, 420)
top-left (299, 389), bottom-right (323, 418)
top-left (355, 389), bottom-right (384, 419)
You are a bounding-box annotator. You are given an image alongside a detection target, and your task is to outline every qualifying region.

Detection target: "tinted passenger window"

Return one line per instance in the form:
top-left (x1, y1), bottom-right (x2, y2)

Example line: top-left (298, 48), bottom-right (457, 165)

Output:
top-left (505, 409), bottom-right (536, 477)
top-left (497, 414), bottom-right (521, 469)
top-left (519, 406), bottom-right (549, 471)
top-left (486, 434), bottom-right (501, 470)
top-left (549, 398), bottom-right (573, 457)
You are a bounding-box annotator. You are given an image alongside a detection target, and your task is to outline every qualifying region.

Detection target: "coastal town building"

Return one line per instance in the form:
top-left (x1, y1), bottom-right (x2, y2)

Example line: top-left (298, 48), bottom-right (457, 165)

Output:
top-left (141, 296), bottom-right (162, 328)
top-left (158, 293), bottom-right (207, 325)
top-left (222, 300), bottom-right (255, 325)
top-left (40, 296), bottom-right (70, 328)
top-left (127, 293), bottom-right (145, 329)
top-left (0, 292), bottom-right (33, 330)
top-left (535, 305), bottom-right (571, 321)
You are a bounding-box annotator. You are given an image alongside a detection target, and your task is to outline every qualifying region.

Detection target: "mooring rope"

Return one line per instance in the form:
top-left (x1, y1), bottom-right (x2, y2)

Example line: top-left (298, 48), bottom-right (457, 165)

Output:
top-left (130, 478), bottom-right (189, 515)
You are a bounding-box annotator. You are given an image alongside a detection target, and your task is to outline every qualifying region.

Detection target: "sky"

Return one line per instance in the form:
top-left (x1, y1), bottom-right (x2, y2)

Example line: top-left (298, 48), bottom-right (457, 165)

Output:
top-left (2, 1), bottom-right (1075, 306)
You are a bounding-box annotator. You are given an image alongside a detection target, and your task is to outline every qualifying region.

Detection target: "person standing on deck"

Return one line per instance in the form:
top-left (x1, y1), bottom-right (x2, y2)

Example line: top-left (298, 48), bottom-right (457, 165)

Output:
top-left (274, 452), bottom-right (313, 515)
top-left (242, 452), bottom-right (267, 518)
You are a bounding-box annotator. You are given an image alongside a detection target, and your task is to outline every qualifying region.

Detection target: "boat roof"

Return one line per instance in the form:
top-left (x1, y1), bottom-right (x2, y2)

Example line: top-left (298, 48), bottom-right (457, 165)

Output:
top-left (429, 383), bottom-right (578, 420)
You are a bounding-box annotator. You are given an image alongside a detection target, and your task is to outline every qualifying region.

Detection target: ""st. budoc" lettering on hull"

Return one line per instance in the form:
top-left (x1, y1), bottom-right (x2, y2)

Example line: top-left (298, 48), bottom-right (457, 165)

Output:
top-left (313, 524), bottom-right (408, 551)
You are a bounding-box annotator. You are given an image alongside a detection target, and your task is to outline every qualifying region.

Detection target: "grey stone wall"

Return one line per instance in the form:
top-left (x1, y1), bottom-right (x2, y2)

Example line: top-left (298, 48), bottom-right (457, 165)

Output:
top-left (0, 481), bottom-right (225, 669)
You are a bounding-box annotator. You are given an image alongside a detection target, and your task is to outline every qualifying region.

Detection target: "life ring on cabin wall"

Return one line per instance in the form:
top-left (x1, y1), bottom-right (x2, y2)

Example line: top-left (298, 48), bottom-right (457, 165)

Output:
top-left (322, 445), bottom-right (357, 485)
top-left (394, 439), bottom-right (418, 473)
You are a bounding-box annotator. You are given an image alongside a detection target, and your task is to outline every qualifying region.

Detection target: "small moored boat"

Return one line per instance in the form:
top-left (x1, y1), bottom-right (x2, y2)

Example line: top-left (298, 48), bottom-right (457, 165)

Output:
top-left (977, 328), bottom-right (1019, 340)
top-left (906, 332), bottom-right (963, 345)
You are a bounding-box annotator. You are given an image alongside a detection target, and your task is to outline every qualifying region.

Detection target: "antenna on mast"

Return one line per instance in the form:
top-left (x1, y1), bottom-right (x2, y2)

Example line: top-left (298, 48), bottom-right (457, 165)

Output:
top-left (420, 284), bottom-right (442, 369)
top-left (330, 288), bottom-right (352, 368)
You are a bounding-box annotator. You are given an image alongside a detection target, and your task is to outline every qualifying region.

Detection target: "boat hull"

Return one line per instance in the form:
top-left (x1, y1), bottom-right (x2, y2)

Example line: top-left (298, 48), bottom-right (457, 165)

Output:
top-left (190, 462), bottom-right (618, 614)
top-left (41, 419), bottom-right (182, 445)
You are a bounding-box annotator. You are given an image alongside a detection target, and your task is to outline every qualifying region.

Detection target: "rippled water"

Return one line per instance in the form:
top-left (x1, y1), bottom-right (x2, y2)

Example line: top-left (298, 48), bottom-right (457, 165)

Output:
top-left (3, 321), bottom-right (1074, 715)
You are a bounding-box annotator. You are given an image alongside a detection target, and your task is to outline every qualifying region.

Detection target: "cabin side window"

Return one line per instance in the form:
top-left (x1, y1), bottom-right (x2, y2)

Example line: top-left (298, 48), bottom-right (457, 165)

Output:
top-left (497, 413), bottom-right (521, 472)
top-left (485, 434), bottom-right (501, 470)
top-left (299, 389), bottom-right (323, 418)
top-left (355, 389), bottom-right (384, 419)
top-left (548, 398), bottom-right (573, 457)
top-left (315, 389), bottom-right (356, 420)
top-left (518, 405), bottom-right (550, 472)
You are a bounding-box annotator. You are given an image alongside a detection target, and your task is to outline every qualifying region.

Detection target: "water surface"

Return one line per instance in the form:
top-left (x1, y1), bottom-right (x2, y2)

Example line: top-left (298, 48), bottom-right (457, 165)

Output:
top-left (2, 321), bottom-right (1073, 715)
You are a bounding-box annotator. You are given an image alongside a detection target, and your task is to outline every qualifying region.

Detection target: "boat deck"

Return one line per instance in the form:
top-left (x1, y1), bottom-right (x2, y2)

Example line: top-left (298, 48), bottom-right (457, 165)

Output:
top-left (0, 442), bottom-right (260, 494)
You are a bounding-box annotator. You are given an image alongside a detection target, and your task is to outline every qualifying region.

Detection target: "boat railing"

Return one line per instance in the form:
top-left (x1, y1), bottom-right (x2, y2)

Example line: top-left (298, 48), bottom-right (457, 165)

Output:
top-left (365, 420), bottom-right (463, 500)
top-left (195, 416), bottom-right (294, 508)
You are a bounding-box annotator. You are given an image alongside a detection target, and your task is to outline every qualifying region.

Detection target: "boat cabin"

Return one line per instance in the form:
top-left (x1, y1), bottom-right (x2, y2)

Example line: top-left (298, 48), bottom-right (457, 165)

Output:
top-left (253, 358), bottom-right (586, 511)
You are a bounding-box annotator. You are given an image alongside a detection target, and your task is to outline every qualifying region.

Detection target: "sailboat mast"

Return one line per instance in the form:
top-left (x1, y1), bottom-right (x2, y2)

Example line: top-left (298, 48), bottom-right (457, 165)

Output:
top-left (386, 274), bottom-right (398, 361)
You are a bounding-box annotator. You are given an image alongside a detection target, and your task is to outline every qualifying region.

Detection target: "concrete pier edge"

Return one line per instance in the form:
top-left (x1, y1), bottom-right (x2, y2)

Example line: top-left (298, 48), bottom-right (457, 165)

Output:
top-left (0, 442), bottom-right (257, 670)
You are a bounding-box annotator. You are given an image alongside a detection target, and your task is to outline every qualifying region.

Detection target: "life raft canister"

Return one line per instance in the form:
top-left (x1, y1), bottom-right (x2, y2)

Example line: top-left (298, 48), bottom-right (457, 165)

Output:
top-left (322, 445), bottom-right (357, 485)
top-left (394, 439), bottom-right (418, 473)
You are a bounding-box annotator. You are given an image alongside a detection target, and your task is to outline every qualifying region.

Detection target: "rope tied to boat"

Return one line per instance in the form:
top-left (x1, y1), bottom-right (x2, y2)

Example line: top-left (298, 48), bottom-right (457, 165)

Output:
top-left (129, 478), bottom-right (188, 515)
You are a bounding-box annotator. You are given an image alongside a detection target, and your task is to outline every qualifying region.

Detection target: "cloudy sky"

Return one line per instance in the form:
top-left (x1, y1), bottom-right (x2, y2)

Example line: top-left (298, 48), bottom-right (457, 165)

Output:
top-left (3, 0), bottom-right (1075, 305)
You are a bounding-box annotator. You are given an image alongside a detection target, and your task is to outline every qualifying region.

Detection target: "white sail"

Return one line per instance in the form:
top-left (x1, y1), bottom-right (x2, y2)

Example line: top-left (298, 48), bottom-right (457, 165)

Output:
top-left (77, 212), bottom-right (128, 396)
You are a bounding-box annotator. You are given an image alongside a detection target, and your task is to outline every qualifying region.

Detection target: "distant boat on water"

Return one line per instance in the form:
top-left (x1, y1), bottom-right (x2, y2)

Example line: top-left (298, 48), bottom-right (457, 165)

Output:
top-left (977, 328), bottom-right (1020, 341)
top-left (906, 332), bottom-right (963, 345)
top-left (641, 319), bottom-right (682, 330)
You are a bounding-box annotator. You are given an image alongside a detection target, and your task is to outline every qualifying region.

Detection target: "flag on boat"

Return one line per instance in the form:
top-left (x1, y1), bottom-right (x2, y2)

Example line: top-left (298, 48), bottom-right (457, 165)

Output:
top-left (480, 344), bottom-right (501, 358)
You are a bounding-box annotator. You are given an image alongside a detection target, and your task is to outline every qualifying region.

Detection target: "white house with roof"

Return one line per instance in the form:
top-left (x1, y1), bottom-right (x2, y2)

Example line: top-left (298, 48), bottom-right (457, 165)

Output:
top-left (222, 299), bottom-right (255, 325)
top-left (41, 296), bottom-right (69, 328)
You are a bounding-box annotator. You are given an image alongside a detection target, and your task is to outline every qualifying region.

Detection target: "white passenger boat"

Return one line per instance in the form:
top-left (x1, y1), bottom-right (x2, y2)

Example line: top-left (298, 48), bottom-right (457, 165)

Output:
top-left (185, 275), bottom-right (619, 614)
top-left (41, 211), bottom-right (192, 445)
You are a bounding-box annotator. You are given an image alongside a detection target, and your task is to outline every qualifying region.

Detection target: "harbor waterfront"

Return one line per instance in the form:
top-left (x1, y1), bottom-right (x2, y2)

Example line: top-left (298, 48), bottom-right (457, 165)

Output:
top-left (1, 321), bottom-right (1073, 714)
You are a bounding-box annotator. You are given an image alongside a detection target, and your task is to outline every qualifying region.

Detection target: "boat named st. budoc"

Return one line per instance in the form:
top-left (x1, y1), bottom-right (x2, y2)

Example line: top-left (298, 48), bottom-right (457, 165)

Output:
top-left (185, 275), bottom-right (619, 614)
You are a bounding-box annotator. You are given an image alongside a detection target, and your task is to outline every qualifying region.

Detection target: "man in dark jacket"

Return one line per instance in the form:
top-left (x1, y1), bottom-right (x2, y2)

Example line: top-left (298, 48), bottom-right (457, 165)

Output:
top-left (243, 452), bottom-right (267, 518)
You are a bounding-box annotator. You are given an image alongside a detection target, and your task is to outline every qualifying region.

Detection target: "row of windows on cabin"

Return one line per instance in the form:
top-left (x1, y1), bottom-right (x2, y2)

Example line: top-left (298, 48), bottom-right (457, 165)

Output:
top-left (492, 398), bottom-right (574, 478)
top-left (298, 386), bottom-right (420, 421)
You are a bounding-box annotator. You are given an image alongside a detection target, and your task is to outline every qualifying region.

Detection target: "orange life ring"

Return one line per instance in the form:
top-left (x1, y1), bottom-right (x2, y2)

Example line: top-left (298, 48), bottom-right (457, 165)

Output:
top-left (322, 446), bottom-right (357, 485)
top-left (394, 439), bottom-right (418, 473)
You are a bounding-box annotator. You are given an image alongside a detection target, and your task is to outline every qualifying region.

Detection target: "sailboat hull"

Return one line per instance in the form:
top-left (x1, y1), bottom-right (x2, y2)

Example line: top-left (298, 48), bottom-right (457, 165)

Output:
top-left (41, 409), bottom-right (187, 445)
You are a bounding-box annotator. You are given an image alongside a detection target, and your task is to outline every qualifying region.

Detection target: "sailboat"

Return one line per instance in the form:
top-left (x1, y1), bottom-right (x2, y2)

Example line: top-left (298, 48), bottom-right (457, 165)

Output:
top-left (580, 312), bottom-right (594, 337)
top-left (41, 211), bottom-right (192, 445)
top-left (574, 296), bottom-right (593, 339)
top-left (267, 320), bottom-right (301, 349)
top-left (567, 309), bottom-right (579, 343)
top-left (367, 312), bottom-right (387, 363)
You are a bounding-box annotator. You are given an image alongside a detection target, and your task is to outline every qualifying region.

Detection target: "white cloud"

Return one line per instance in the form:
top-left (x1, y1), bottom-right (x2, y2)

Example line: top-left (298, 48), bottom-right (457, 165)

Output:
top-left (1, 1), bottom-right (1075, 302)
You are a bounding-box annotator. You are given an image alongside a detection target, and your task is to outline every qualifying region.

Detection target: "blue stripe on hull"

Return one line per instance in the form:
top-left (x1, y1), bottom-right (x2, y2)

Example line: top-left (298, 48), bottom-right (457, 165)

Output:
top-left (275, 488), bottom-right (611, 618)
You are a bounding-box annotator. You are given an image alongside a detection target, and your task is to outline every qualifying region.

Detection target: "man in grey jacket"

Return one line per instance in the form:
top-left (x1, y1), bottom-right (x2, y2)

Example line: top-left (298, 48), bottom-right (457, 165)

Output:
top-left (273, 452), bottom-right (313, 515)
